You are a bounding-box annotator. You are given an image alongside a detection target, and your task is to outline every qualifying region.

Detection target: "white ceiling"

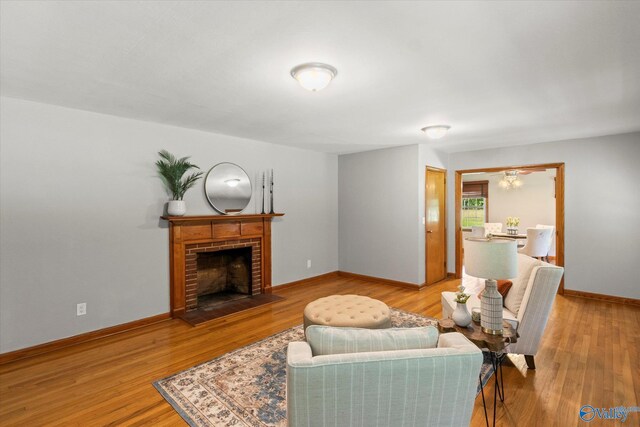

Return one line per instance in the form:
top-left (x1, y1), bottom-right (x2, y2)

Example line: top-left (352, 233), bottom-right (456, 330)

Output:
top-left (1, 1), bottom-right (639, 154)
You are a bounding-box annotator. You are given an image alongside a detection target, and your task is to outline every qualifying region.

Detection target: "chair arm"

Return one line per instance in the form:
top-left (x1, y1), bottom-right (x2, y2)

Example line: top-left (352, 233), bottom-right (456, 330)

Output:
top-left (287, 341), bottom-right (313, 367)
top-left (438, 332), bottom-right (482, 353)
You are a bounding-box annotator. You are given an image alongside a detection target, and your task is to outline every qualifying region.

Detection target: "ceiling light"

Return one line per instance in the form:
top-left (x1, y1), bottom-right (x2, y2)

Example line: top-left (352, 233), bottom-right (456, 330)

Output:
top-left (225, 179), bottom-right (241, 187)
top-left (499, 170), bottom-right (523, 189)
top-left (421, 125), bottom-right (451, 139)
top-left (290, 63), bottom-right (338, 91)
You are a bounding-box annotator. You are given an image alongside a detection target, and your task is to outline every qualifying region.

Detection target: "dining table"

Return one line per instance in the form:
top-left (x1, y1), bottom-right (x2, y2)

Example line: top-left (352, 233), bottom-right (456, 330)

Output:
top-left (491, 232), bottom-right (527, 240)
top-left (491, 232), bottom-right (527, 248)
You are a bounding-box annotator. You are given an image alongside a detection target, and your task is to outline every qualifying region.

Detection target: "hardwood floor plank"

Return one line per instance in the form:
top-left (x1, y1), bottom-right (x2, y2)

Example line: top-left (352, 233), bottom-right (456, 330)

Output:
top-left (0, 276), bottom-right (638, 426)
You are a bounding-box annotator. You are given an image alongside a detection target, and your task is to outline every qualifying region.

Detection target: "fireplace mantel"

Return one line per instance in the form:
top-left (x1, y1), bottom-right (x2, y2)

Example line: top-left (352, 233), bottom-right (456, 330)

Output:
top-left (161, 213), bottom-right (284, 223)
top-left (161, 213), bottom-right (284, 316)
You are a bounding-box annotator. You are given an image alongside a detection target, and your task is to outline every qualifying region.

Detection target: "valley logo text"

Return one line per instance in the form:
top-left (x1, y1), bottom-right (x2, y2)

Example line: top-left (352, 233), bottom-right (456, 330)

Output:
top-left (579, 405), bottom-right (640, 423)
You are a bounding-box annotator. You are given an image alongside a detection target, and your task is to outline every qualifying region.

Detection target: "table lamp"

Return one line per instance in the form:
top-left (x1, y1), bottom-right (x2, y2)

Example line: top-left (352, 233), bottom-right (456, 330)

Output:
top-left (464, 238), bottom-right (518, 335)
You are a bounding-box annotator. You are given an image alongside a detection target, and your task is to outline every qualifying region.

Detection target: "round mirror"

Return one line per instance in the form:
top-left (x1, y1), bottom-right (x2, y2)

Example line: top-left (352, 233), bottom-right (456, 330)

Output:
top-left (205, 163), bottom-right (252, 215)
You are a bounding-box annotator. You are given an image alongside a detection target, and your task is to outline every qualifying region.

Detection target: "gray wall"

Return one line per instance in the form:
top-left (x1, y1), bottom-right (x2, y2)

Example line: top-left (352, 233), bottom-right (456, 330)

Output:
top-left (2, 95), bottom-right (637, 353)
top-left (339, 145), bottom-right (420, 284)
top-left (338, 145), bottom-right (448, 285)
top-left (448, 132), bottom-right (640, 299)
top-left (0, 97), bottom-right (339, 353)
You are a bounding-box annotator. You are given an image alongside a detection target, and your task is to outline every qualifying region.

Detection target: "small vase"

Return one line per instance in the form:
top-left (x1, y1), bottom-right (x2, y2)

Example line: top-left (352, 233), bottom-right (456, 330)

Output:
top-left (507, 227), bottom-right (518, 235)
top-left (167, 200), bottom-right (186, 216)
top-left (452, 302), bottom-right (472, 327)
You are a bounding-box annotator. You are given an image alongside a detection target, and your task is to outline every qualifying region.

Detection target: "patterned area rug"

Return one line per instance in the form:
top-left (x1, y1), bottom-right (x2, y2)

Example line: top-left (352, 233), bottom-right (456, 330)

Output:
top-left (154, 308), bottom-right (494, 427)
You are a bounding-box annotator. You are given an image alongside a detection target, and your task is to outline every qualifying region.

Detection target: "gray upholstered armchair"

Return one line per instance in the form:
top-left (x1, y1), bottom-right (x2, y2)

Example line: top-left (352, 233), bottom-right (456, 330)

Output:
top-left (287, 326), bottom-right (483, 427)
top-left (442, 254), bottom-right (564, 369)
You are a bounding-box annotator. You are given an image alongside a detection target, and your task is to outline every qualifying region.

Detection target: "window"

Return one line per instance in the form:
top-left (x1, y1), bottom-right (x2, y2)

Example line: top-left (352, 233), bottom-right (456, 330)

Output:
top-left (462, 197), bottom-right (486, 227)
top-left (462, 181), bottom-right (488, 227)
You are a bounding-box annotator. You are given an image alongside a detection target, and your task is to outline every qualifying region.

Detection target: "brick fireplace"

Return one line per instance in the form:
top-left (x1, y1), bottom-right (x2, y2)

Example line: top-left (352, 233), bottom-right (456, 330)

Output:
top-left (185, 239), bottom-right (260, 310)
top-left (162, 214), bottom-right (283, 317)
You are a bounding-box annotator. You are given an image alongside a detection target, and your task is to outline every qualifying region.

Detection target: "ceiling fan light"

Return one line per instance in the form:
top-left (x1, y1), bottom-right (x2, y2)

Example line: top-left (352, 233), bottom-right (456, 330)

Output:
top-left (421, 125), bottom-right (451, 139)
top-left (499, 170), bottom-right (524, 190)
top-left (290, 63), bottom-right (338, 91)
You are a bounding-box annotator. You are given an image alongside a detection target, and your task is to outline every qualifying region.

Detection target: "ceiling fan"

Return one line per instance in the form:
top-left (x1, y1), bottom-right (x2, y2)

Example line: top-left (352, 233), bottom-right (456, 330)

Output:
top-left (492, 168), bottom-right (545, 189)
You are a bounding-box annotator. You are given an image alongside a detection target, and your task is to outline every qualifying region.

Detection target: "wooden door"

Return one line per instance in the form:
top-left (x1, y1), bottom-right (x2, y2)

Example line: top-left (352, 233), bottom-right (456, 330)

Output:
top-left (426, 167), bottom-right (447, 285)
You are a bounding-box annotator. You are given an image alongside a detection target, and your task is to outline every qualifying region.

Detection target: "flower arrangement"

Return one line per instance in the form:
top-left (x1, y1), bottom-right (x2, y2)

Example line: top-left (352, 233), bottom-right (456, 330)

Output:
top-left (453, 284), bottom-right (470, 304)
top-left (506, 217), bottom-right (520, 227)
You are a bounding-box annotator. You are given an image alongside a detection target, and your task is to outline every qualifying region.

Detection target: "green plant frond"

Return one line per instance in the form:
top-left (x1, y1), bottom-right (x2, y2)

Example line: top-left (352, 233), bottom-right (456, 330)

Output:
top-left (183, 171), bottom-right (204, 187)
top-left (156, 150), bottom-right (203, 200)
top-left (158, 150), bottom-right (176, 164)
top-left (177, 172), bottom-right (204, 200)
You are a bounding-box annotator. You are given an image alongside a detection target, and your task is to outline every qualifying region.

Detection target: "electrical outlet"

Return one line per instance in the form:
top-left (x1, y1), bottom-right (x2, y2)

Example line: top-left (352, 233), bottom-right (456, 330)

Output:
top-left (307, 259), bottom-right (312, 269)
top-left (77, 302), bottom-right (86, 316)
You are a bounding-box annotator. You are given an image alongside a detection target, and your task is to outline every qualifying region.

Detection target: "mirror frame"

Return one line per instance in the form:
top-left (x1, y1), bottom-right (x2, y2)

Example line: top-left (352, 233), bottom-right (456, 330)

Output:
top-left (204, 162), bottom-right (252, 215)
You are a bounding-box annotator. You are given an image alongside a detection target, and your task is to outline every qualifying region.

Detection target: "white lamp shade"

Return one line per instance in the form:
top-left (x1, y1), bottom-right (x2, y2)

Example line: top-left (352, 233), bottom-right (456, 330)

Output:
top-left (464, 238), bottom-right (518, 279)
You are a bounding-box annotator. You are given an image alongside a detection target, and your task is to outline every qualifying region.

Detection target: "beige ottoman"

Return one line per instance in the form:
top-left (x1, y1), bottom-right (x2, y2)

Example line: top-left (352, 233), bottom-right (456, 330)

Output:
top-left (303, 295), bottom-right (391, 331)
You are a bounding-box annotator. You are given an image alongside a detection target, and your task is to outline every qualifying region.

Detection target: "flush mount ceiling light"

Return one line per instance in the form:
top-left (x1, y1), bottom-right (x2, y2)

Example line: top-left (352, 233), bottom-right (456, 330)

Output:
top-left (224, 178), bottom-right (241, 187)
top-left (421, 125), bottom-right (451, 139)
top-left (290, 62), bottom-right (338, 91)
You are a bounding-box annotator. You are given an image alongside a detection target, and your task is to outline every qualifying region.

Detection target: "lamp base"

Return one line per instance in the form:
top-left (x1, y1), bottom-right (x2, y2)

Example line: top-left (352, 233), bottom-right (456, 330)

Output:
top-left (480, 279), bottom-right (504, 335)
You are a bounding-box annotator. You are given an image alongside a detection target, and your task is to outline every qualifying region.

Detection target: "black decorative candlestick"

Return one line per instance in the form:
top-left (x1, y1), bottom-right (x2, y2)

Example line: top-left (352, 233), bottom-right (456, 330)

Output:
top-left (261, 172), bottom-right (266, 214)
top-left (269, 169), bottom-right (275, 214)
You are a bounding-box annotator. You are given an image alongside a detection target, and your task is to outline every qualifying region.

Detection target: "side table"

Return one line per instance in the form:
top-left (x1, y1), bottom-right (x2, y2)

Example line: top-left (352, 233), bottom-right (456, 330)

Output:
top-left (438, 318), bottom-right (518, 427)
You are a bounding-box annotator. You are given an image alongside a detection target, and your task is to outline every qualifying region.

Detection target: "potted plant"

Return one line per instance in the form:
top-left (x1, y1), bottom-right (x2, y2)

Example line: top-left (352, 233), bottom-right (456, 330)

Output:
top-left (506, 217), bottom-right (520, 235)
top-left (156, 150), bottom-right (203, 216)
top-left (452, 284), bottom-right (472, 327)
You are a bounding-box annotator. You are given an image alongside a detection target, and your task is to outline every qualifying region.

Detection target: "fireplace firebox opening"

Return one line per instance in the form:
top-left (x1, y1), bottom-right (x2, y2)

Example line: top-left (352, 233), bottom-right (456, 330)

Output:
top-left (196, 247), bottom-right (252, 310)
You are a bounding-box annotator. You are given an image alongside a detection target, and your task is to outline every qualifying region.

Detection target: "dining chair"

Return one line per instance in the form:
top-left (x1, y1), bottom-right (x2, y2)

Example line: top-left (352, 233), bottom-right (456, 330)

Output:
top-left (518, 228), bottom-right (553, 261)
top-left (470, 226), bottom-right (485, 238)
top-left (483, 222), bottom-right (503, 236)
top-left (536, 224), bottom-right (555, 258)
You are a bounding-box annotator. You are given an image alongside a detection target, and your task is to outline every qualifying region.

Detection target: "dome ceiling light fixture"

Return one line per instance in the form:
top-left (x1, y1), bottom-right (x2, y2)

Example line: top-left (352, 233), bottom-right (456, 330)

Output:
top-left (421, 125), bottom-right (451, 139)
top-left (290, 62), bottom-right (338, 91)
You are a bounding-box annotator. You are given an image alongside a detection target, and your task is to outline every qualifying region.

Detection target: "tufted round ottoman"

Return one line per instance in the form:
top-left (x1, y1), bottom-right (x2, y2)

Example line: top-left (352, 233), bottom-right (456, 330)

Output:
top-left (303, 295), bottom-right (391, 332)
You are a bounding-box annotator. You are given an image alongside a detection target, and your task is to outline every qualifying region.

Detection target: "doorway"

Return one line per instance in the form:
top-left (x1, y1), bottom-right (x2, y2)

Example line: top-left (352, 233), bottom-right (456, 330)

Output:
top-left (425, 166), bottom-right (447, 285)
top-left (454, 163), bottom-right (565, 293)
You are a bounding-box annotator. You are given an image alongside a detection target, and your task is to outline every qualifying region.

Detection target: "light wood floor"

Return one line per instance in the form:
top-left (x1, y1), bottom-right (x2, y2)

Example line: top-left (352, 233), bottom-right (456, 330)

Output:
top-left (1, 275), bottom-right (638, 426)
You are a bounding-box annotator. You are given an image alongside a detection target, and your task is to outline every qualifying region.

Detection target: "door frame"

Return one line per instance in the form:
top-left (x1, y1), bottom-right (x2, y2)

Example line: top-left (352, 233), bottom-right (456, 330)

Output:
top-left (425, 166), bottom-right (447, 286)
top-left (454, 162), bottom-right (565, 293)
